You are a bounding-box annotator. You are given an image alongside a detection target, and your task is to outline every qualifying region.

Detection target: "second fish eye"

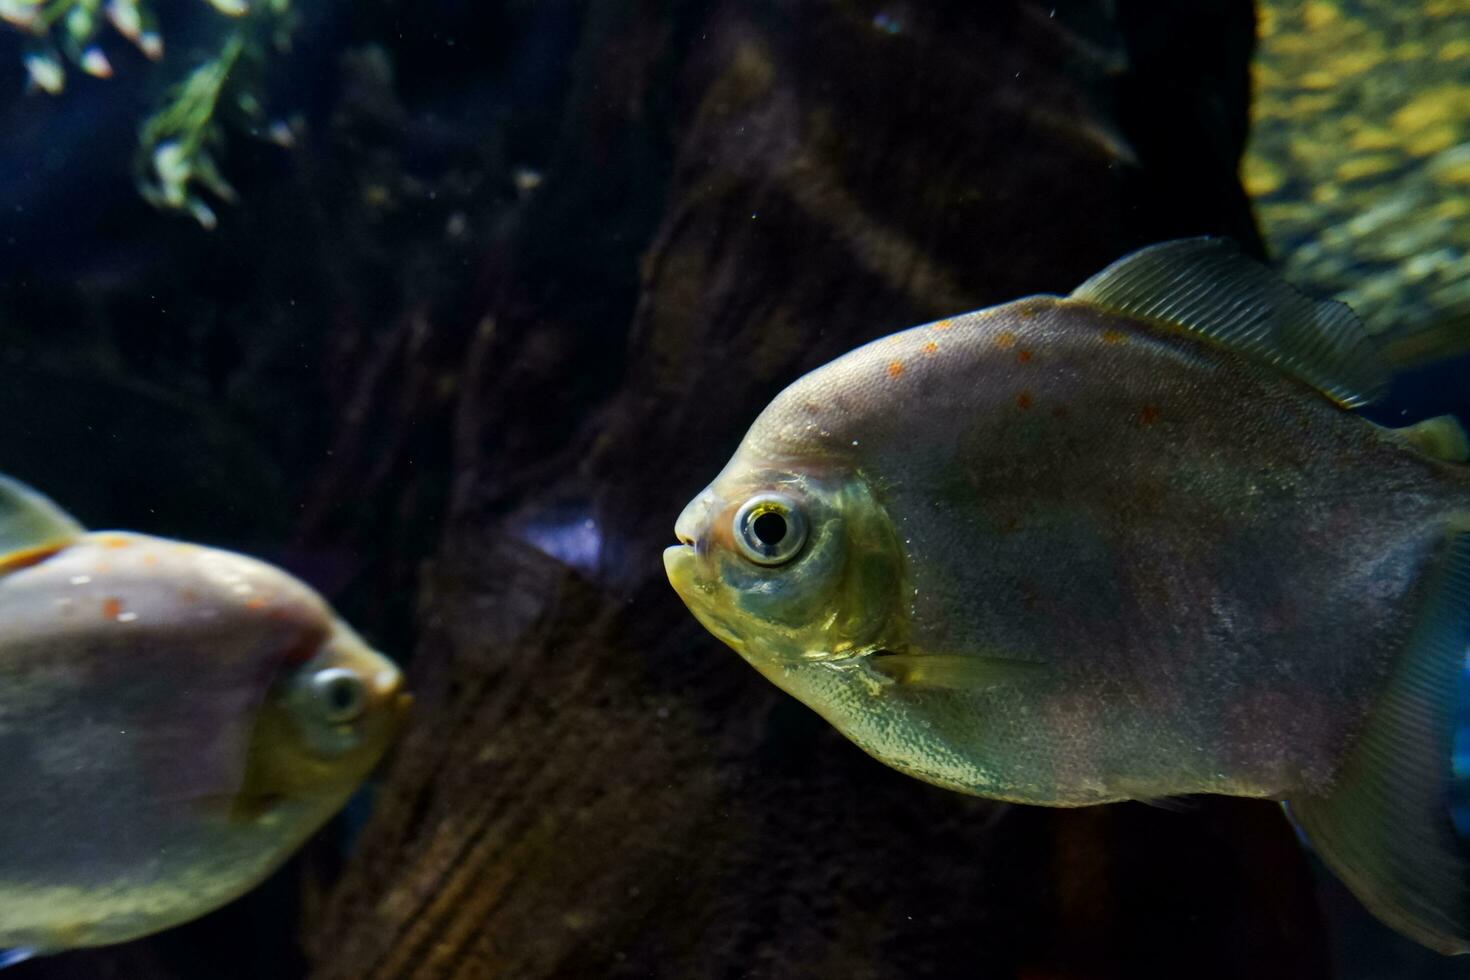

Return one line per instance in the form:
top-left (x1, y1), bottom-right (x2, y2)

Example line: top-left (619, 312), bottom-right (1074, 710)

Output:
top-left (311, 668), bottom-right (367, 724)
top-left (734, 493), bottom-right (807, 566)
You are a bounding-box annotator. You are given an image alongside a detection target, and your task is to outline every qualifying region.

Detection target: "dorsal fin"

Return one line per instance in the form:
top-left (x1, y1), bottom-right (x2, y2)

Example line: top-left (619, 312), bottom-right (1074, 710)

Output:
top-left (1071, 237), bottom-right (1390, 408)
top-left (0, 474), bottom-right (84, 558)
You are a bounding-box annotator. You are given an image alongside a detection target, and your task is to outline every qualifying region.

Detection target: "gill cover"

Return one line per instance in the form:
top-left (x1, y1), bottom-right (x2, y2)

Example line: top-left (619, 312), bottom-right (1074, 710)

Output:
top-left (674, 469), bottom-right (905, 664)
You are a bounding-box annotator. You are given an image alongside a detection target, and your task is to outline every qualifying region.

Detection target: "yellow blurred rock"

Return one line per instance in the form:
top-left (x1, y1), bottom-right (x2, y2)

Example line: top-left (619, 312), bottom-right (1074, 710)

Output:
top-left (1247, 0), bottom-right (1468, 337)
top-left (1349, 126), bottom-right (1399, 151)
top-left (1433, 157), bottom-right (1470, 186)
top-left (1392, 86), bottom-right (1470, 135)
top-left (1440, 39), bottom-right (1470, 60)
top-left (1303, 0), bottom-right (1339, 30)
top-left (1243, 155), bottom-right (1285, 196)
top-left (1326, 48), bottom-right (1384, 78)
top-left (1407, 125), bottom-right (1459, 156)
top-left (1432, 198), bottom-right (1470, 220)
top-left (1290, 93), bottom-right (1338, 115)
top-left (1335, 155), bottom-right (1400, 182)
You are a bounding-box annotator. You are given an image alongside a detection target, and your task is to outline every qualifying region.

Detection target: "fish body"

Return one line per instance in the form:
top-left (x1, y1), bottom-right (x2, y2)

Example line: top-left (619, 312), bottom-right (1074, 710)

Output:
top-left (0, 480), bottom-right (408, 954)
top-left (684, 294), bottom-right (1452, 805)
top-left (665, 239), bottom-right (1470, 953)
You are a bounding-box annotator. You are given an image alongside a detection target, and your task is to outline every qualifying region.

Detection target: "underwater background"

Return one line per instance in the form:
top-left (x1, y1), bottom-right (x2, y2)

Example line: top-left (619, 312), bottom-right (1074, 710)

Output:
top-left (0, 0), bottom-right (1468, 977)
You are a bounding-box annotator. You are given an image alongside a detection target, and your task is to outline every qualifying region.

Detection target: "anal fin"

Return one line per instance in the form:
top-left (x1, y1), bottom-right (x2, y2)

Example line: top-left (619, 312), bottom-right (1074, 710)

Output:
top-left (1286, 531), bottom-right (1470, 955)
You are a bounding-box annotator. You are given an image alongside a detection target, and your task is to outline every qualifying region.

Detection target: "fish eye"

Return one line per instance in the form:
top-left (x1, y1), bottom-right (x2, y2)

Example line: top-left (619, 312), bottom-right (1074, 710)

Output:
top-left (309, 667), bottom-right (367, 725)
top-left (733, 493), bottom-right (807, 566)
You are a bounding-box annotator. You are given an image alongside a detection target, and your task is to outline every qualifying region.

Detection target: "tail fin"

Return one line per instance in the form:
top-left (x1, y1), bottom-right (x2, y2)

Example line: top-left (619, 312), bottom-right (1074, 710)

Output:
top-left (1286, 531), bottom-right (1470, 955)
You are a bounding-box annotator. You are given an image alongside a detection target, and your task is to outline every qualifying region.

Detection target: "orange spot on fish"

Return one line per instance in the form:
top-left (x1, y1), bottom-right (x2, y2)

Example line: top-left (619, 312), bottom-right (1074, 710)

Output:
top-left (181, 588), bottom-right (199, 603)
top-left (1016, 391), bottom-right (1033, 410)
top-left (140, 553), bottom-right (159, 568)
top-left (932, 319), bottom-right (955, 331)
top-left (1138, 405), bottom-right (1161, 427)
top-left (1101, 328), bottom-right (1127, 345)
top-left (94, 561), bottom-right (112, 575)
top-left (995, 331), bottom-right (1017, 350)
top-left (887, 361), bottom-right (905, 379)
top-left (102, 597), bottom-right (122, 620)
top-left (1016, 349), bottom-right (1032, 364)
top-left (98, 535), bottom-right (131, 549)
top-left (246, 597), bottom-right (268, 610)
top-left (922, 341), bottom-right (938, 354)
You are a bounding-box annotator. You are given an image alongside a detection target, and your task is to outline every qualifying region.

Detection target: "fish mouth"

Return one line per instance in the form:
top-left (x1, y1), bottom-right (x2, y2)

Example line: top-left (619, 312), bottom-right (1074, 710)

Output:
top-left (663, 543), bottom-right (747, 651)
top-left (358, 648), bottom-right (412, 730)
top-left (663, 543), bottom-right (697, 593)
top-left (379, 670), bottom-right (413, 725)
top-left (666, 490), bottom-right (707, 594)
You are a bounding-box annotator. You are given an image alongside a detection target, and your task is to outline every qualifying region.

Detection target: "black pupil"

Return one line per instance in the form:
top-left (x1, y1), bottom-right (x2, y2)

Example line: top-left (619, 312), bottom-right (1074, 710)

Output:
top-left (752, 510), bottom-right (787, 547)
top-left (328, 678), bottom-right (359, 712)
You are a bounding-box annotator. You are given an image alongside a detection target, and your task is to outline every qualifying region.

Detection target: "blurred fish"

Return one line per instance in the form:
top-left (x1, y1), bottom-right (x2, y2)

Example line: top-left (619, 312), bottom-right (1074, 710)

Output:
top-left (0, 475), bottom-right (409, 959)
top-left (666, 238), bottom-right (1470, 954)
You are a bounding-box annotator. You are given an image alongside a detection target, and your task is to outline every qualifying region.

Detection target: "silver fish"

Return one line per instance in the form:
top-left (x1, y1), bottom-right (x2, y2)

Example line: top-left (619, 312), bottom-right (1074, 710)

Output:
top-left (665, 238), bottom-right (1470, 954)
top-left (0, 474), bottom-right (410, 956)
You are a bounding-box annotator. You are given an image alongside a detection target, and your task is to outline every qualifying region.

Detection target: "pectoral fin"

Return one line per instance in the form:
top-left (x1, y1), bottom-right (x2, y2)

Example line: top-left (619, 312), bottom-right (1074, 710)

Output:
top-left (866, 653), bottom-right (1048, 691)
top-left (1286, 531), bottom-right (1470, 955)
top-left (0, 474), bottom-right (84, 560)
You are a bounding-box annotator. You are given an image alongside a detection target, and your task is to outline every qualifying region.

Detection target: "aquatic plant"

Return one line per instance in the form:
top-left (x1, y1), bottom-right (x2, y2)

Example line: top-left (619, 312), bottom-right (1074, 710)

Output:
top-left (0, 0), bottom-right (296, 227)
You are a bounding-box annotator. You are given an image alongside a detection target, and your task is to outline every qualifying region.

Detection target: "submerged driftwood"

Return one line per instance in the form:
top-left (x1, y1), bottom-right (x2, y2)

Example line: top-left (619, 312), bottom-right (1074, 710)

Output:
top-left (10, 2), bottom-right (1336, 978)
top-left (302, 3), bottom-right (1324, 979)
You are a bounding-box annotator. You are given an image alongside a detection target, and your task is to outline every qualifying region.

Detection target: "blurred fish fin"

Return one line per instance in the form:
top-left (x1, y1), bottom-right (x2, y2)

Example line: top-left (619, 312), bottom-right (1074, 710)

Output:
top-left (1071, 237), bottom-right (1389, 408)
top-left (1286, 531), bottom-right (1470, 956)
top-left (866, 653), bottom-right (1047, 690)
top-left (0, 949), bottom-right (36, 969)
top-left (0, 474), bottom-right (85, 559)
top-left (1379, 416), bottom-right (1470, 463)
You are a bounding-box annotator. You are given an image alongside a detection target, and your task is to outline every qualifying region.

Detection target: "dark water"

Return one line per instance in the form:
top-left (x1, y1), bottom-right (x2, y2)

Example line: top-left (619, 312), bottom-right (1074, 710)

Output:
top-left (0, 1), bottom-right (1468, 978)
